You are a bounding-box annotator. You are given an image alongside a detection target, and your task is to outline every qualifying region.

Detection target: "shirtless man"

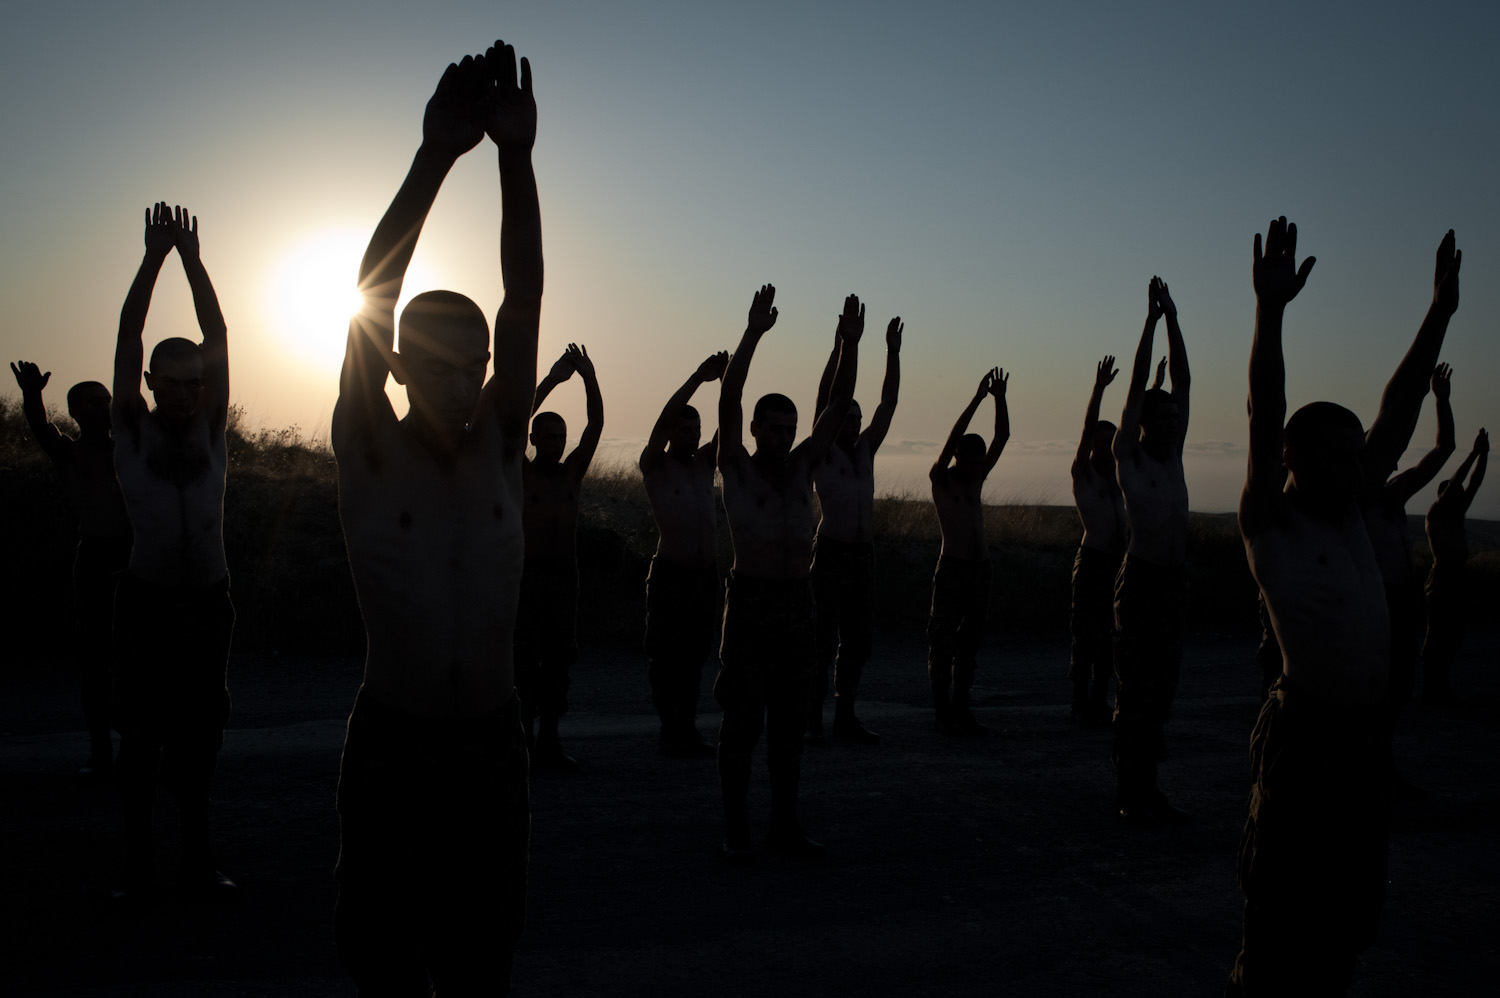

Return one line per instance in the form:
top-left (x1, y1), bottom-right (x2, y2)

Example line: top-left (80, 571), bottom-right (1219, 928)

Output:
top-left (1068, 355), bottom-right (1127, 727)
top-left (806, 314), bottom-right (902, 745)
top-left (715, 285), bottom-right (860, 862)
top-left (1227, 216), bottom-right (1395, 996)
top-left (517, 341), bottom-right (602, 771)
top-left (1422, 427), bottom-right (1487, 705)
top-left (11, 361), bottom-right (132, 778)
top-left (331, 44), bottom-right (538, 994)
top-left (1110, 275), bottom-right (1191, 826)
top-left (927, 367), bottom-right (1008, 736)
top-left (110, 201), bottom-right (235, 898)
top-left (640, 351), bottom-right (728, 756)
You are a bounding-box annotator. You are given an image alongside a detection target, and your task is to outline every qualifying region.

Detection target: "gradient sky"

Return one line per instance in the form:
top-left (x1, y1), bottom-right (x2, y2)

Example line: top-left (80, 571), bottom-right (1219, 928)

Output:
top-left (4, 1), bottom-right (1497, 515)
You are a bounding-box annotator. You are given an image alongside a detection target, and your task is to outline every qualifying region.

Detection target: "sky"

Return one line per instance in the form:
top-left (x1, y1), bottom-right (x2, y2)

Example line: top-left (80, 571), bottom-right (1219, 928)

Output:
top-left (3, 0), bottom-right (1497, 515)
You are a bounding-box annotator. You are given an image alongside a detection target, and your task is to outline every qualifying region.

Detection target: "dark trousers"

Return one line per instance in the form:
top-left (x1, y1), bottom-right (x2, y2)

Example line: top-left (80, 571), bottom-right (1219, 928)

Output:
top-left (514, 557), bottom-right (579, 720)
top-left (1421, 562), bottom-right (1465, 697)
top-left (926, 556), bottom-right (992, 709)
top-left (811, 536), bottom-right (875, 707)
top-left (112, 573), bottom-right (234, 879)
top-left (1112, 556), bottom-right (1185, 792)
top-left (335, 690), bottom-right (530, 997)
top-left (1225, 677), bottom-right (1390, 996)
top-left (1068, 545), bottom-right (1120, 706)
top-left (74, 534), bottom-right (131, 761)
top-left (645, 557), bottom-right (721, 727)
top-left (714, 574), bottom-right (818, 829)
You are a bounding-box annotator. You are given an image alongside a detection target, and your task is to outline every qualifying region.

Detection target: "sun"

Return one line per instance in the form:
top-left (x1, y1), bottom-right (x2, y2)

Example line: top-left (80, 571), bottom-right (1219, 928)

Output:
top-left (267, 228), bottom-right (368, 371)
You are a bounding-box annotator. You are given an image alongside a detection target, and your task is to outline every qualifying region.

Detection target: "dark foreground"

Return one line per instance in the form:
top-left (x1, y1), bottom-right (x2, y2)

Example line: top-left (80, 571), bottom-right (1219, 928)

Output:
top-left (3, 630), bottom-right (1498, 997)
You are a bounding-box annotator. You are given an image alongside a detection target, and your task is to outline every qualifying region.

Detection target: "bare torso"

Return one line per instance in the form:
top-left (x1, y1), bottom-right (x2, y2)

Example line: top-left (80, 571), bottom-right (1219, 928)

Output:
top-left (1245, 502), bottom-right (1389, 709)
top-left (643, 451), bottom-right (718, 568)
top-left (522, 459), bottom-right (581, 561)
top-left (1425, 500), bottom-right (1467, 567)
top-left (1072, 462), bottom-right (1127, 555)
top-left (721, 450), bottom-right (817, 580)
top-left (113, 411), bottom-right (226, 586)
top-left (1363, 492), bottom-right (1416, 587)
top-left (813, 439), bottom-right (875, 544)
top-left (931, 467), bottom-right (988, 561)
top-left (1116, 445), bottom-right (1188, 566)
top-left (336, 416), bottom-right (524, 718)
top-left (52, 436), bottom-right (132, 540)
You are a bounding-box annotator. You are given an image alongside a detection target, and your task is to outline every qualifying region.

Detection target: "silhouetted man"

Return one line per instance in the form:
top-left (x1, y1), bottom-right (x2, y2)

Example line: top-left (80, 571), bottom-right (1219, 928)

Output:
top-left (110, 202), bottom-right (235, 899)
top-left (1111, 276), bottom-right (1191, 826)
top-left (807, 314), bottom-right (902, 744)
top-left (715, 286), bottom-right (860, 863)
top-left (1228, 216), bottom-right (1402, 996)
top-left (331, 44), bottom-right (538, 995)
top-left (516, 342), bottom-right (602, 771)
top-left (928, 367), bottom-right (1008, 736)
top-left (640, 351), bottom-right (728, 756)
top-left (1068, 355), bottom-right (1125, 727)
top-left (1422, 427), bottom-right (1487, 704)
top-left (11, 361), bottom-right (132, 778)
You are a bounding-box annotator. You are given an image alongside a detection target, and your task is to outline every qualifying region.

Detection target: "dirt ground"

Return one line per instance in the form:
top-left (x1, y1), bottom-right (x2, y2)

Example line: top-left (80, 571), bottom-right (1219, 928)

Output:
top-left (3, 628), bottom-right (1498, 997)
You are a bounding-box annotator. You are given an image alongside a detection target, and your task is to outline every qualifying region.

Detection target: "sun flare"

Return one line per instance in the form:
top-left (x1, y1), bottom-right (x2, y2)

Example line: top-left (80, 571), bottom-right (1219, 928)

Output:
top-left (267, 229), bottom-right (368, 371)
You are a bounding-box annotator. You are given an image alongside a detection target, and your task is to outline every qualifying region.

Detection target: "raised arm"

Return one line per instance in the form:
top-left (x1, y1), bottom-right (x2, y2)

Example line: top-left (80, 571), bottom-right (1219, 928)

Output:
top-left (718, 284), bottom-right (778, 467)
top-left (813, 329), bottom-right (839, 422)
top-left (1363, 230), bottom-right (1462, 489)
top-left (171, 208), bottom-right (229, 438)
top-left (982, 369), bottom-right (1010, 476)
top-left (1157, 280), bottom-right (1190, 451)
top-left (862, 317), bottom-right (902, 454)
top-left (641, 351), bottom-right (727, 472)
top-left (1458, 429), bottom-right (1487, 511)
top-left (564, 344), bottom-right (603, 478)
top-left (1074, 356), bottom-right (1116, 472)
top-left (932, 370), bottom-right (993, 478)
top-left (804, 295), bottom-right (863, 464)
top-left (1151, 356), bottom-right (1167, 390)
top-left (481, 41), bottom-right (544, 445)
top-left (532, 350), bottom-right (574, 415)
top-left (1113, 280), bottom-right (1162, 463)
top-left (336, 55), bottom-right (487, 446)
top-left (1241, 216), bottom-right (1315, 533)
top-left (114, 202), bottom-right (176, 435)
top-left (9, 361), bottom-right (65, 458)
top-left (1385, 363), bottom-right (1456, 506)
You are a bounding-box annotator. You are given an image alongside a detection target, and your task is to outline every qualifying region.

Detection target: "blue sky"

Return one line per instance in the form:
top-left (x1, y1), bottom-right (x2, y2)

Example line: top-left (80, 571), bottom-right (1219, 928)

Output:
top-left (3, 1), bottom-right (1496, 514)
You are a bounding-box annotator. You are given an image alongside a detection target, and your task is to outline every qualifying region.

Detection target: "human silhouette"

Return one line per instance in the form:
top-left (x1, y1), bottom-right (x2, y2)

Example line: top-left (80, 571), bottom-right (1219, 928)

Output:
top-left (1421, 427), bottom-right (1487, 704)
top-left (1227, 216), bottom-right (1398, 997)
top-left (10, 361), bottom-right (132, 778)
top-left (109, 202), bottom-right (236, 900)
top-left (1110, 276), bottom-right (1191, 827)
top-left (806, 314), bottom-right (903, 745)
top-left (927, 367), bottom-right (1008, 736)
top-left (714, 286), bottom-right (860, 863)
top-left (330, 42), bottom-right (538, 996)
top-left (1068, 356), bottom-right (1125, 727)
top-left (516, 342), bottom-right (603, 772)
top-left (1354, 231), bottom-right (1463, 800)
top-left (640, 351), bottom-right (728, 757)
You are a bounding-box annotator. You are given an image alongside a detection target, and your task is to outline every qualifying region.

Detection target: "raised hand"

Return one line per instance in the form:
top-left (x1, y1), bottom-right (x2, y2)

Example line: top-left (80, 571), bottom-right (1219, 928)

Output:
top-left (1147, 277), bottom-right (1164, 322)
top-left (144, 201), bottom-right (176, 257)
top-left (1478, 428), bottom-right (1490, 456)
top-left (423, 54), bottom-right (487, 159)
top-left (1433, 229), bottom-right (1461, 317)
top-left (566, 342), bottom-right (595, 380)
top-left (836, 294), bottom-right (866, 343)
top-left (173, 205), bottom-right (200, 261)
top-left (1432, 362), bottom-right (1452, 400)
top-left (484, 40), bottom-right (536, 152)
top-left (1097, 355), bottom-right (1118, 391)
top-left (976, 367), bottom-right (999, 399)
top-left (747, 284), bottom-right (778, 335)
top-left (886, 317), bottom-right (903, 352)
top-left (1152, 355), bottom-right (1167, 390)
top-left (10, 360), bottom-right (50, 393)
top-left (990, 367), bottom-right (1009, 399)
top-left (1253, 216), bottom-right (1316, 308)
top-left (546, 350), bottom-right (576, 383)
top-left (1152, 277), bottom-right (1176, 317)
top-left (696, 351), bottom-right (730, 382)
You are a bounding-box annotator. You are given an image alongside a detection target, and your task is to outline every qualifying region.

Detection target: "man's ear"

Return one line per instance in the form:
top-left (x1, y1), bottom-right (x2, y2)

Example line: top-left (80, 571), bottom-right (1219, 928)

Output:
top-left (388, 351), bottom-right (409, 387)
top-left (142, 370), bottom-right (157, 392)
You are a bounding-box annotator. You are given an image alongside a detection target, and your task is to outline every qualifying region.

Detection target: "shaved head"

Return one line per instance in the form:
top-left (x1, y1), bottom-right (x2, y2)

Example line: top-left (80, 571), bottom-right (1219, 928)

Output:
top-left (399, 290), bottom-right (489, 362)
